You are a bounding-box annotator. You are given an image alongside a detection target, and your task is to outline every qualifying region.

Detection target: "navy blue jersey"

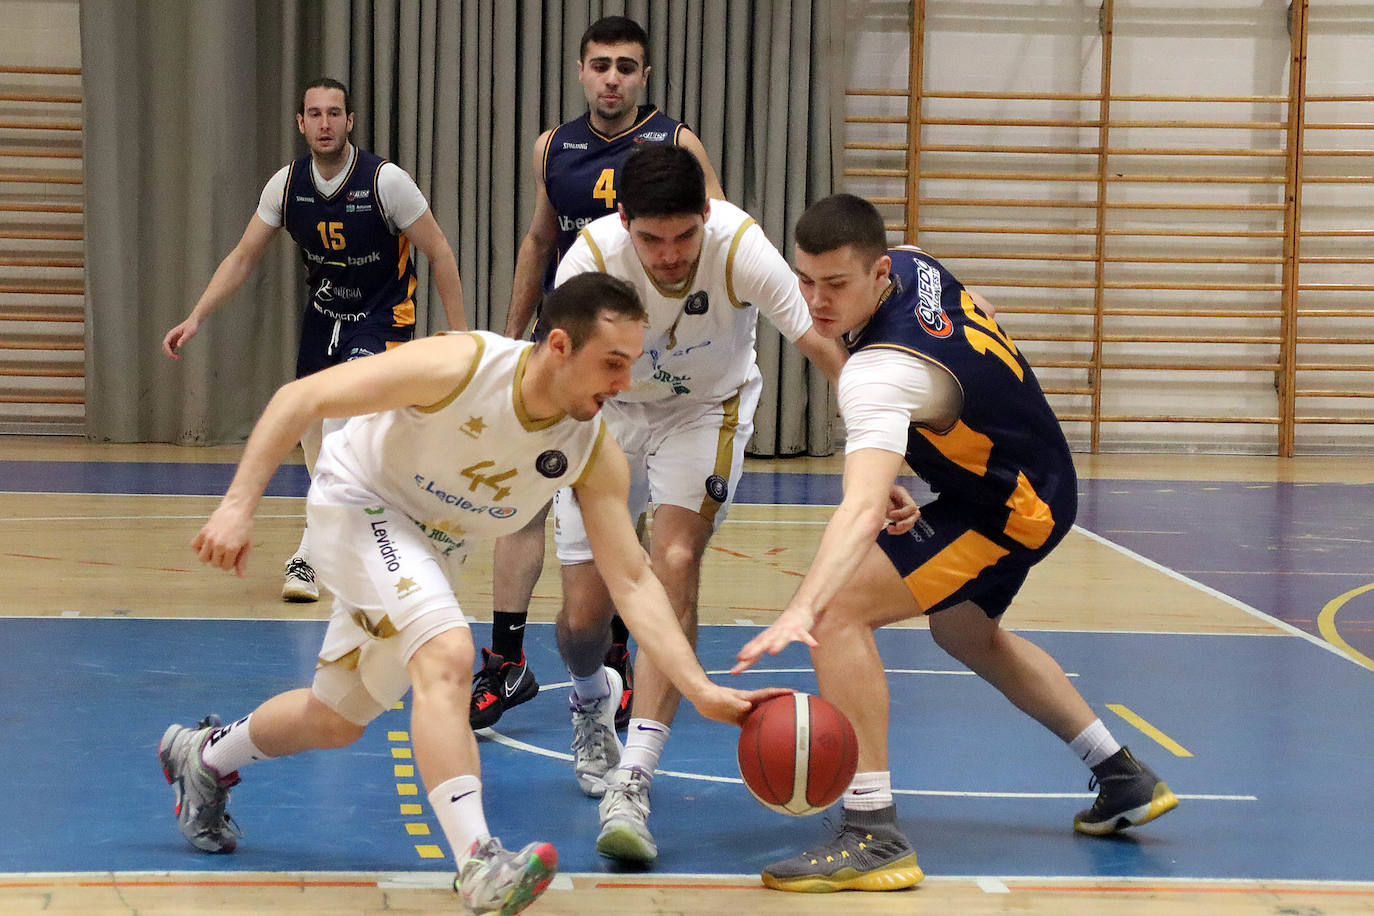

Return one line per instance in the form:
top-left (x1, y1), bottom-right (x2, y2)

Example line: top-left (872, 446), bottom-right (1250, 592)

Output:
top-left (280, 148), bottom-right (418, 334)
top-left (543, 106), bottom-right (688, 262)
top-left (850, 247), bottom-right (1076, 551)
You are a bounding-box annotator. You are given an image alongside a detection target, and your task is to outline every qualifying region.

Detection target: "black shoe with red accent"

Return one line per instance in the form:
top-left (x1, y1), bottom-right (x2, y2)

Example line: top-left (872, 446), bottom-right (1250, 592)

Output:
top-left (604, 642), bottom-right (634, 731)
top-left (469, 648), bottom-right (540, 729)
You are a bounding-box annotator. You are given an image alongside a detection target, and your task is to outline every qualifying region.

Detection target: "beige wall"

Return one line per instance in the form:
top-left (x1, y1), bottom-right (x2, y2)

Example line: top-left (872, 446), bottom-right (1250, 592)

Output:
top-left (0, 0), bottom-right (79, 67)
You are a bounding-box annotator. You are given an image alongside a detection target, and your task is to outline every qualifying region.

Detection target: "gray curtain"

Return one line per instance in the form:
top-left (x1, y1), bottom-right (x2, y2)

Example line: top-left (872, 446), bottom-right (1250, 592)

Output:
top-left (81, 0), bottom-right (842, 455)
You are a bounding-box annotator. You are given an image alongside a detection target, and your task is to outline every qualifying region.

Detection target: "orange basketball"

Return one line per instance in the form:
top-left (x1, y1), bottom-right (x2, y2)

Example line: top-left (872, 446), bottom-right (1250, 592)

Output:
top-left (737, 692), bottom-right (859, 816)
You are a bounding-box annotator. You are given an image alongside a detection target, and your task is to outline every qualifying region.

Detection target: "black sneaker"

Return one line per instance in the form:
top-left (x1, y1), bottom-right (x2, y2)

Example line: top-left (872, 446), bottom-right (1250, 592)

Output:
top-left (762, 806), bottom-right (923, 892)
top-left (1074, 746), bottom-right (1179, 836)
top-left (469, 648), bottom-right (539, 729)
top-left (605, 642), bottom-right (633, 731)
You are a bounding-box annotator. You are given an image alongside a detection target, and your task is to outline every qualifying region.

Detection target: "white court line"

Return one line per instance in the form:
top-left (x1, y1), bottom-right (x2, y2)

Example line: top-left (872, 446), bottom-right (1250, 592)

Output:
top-left (1071, 524), bottom-right (1359, 666)
top-left (977, 876), bottom-right (1011, 893)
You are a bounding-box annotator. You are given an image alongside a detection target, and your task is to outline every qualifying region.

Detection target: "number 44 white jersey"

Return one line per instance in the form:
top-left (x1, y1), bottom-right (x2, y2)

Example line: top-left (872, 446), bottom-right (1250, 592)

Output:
top-left (313, 331), bottom-right (606, 558)
top-left (555, 199), bottom-right (813, 405)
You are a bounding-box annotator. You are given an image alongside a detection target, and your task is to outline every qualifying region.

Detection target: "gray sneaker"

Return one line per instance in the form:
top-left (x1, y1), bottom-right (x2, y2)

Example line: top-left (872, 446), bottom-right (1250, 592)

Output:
top-left (281, 555), bottom-right (319, 602)
top-left (454, 835), bottom-right (558, 916)
top-left (762, 806), bottom-right (923, 893)
top-left (1074, 745), bottom-right (1178, 836)
top-left (570, 667), bottom-right (623, 797)
top-left (596, 765), bottom-right (656, 863)
top-left (158, 716), bottom-right (241, 853)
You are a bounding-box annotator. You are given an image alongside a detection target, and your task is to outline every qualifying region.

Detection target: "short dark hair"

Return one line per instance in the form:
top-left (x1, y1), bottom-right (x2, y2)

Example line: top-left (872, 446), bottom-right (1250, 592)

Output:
top-left (540, 272), bottom-right (647, 350)
top-left (794, 194), bottom-right (889, 264)
top-left (580, 16), bottom-right (649, 63)
top-left (301, 78), bottom-right (352, 115)
top-left (619, 145), bottom-right (707, 221)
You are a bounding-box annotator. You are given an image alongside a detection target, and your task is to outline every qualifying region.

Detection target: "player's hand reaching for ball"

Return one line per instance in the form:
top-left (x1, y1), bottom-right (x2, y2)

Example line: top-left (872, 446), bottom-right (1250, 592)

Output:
top-left (732, 606), bottom-right (818, 674)
top-left (688, 683), bottom-right (794, 727)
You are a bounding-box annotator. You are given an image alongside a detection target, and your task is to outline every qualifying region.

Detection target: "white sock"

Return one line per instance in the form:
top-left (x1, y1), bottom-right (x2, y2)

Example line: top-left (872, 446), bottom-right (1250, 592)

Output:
top-left (429, 774), bottom-right (489, 860)
top-left (1069, 719), bottom-right (1121, 770)
top-left (294, 526), bottom-right (311, 562)
top-left (570, 666), bottom-right (611, 704)
top-left (200, 715), bottom-right (272, 778)
top-left (843, 770), bottom-right (893, 812)
top-left (619, 718), bottom-right (669, 777)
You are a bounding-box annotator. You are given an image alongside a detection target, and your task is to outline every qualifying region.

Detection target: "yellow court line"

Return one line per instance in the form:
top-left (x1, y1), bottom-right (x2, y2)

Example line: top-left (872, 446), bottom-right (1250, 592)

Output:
top-left (1318, 583), bottom-right (1374, 673)
top-left (1106, 703), bottom-right (1193, 757)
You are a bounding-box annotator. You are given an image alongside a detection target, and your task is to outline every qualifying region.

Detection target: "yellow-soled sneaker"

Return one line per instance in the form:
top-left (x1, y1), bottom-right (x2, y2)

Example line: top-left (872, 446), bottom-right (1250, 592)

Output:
top-left (1074, 745), bottom-right (1179, 836)
top-left (761, 806), bottom-right (923, 893)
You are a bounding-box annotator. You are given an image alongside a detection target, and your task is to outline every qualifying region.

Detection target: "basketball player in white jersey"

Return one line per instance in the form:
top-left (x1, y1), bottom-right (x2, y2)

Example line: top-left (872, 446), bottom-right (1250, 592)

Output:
top-left (157, 272), bottom-right (787, 916)
top-left (549, 144), bottom-right (852, 864)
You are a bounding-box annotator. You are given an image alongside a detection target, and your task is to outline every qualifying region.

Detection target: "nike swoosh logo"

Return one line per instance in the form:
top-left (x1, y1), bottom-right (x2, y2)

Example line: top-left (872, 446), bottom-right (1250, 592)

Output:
top-left (508, 623), bottom-right (525, 631)
top-left (502, 674), bottom-right (527, 698)
top-left (450, 790), bottom-right (476, 803)
top-left (851, 787), bottom-right (880, 795)
top-left (634, 724), bottom-right (664, 733)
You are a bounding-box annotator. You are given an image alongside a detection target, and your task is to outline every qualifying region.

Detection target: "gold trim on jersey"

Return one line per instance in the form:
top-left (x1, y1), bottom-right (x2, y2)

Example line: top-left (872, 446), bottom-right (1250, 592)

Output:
top-left (571, 420), bottom-right (608, 490)
top-left (512, 344), bottom-right (566, 431)
top-left (917, 420), bottom-right (994, 477)
top-left (697, 388), bottom-right (742, 524)
top-left (588, 106), bottom-right (663, 144)
top-left (417, 332), bottom-right (486, 414)
top-left (905, 531), bottom-right (1009, 612)
top-left (579, 228), bottom-right (608, 273)
top-left (725, 217), bottom-right (757, 309)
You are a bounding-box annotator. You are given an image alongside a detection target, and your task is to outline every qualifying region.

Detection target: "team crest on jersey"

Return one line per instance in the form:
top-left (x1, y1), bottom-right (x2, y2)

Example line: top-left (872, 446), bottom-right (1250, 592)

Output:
top-left (704, 474), bottom-right (729, 503)
top-left (684, 291), bottom-right (709, 315)
top-left (536, 449), bottom-right (569, 479)
top-left (913, 260), bottom-right (953, 339)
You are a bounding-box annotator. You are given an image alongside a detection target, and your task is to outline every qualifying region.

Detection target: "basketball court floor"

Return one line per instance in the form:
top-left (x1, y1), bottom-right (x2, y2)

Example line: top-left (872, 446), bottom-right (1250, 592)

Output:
top-left (1, 440), bottom-right (1372, 914)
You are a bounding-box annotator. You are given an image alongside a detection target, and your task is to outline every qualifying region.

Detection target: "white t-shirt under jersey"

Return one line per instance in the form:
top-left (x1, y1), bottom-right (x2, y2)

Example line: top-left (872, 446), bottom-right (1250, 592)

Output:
top-left (256, 144), bottom-right (429, 234)
top-left (838, 347), bottom-right (962, 455)
top-left (555, 199), bottom-right (814, 405)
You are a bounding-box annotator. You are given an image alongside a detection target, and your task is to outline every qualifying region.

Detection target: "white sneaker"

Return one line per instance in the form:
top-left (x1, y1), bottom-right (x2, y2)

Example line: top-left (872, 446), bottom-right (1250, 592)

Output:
top-left (281, 556), bottom-right (319, 602)
top-left (454, 835), bottom-right (557, 915)
top-left (569, 667), bottom-right (623, 797)
top-left (596, 765), bottom-right (656, 863)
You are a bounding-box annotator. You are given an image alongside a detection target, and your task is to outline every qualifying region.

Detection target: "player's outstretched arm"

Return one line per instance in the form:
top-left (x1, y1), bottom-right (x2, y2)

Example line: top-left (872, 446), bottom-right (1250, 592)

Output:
top-left (734, 447), bottom-right (907, 673)
top-left (193, 334), bottom-right (481, 577)
top-left (575, 437), bottom-right (790, 724)
top-left (163, 215), bottom-right (277, 359)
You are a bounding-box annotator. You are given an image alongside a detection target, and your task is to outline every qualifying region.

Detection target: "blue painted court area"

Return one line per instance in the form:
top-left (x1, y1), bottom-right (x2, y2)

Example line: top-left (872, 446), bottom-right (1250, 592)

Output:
top-left (3, 617), bottom-right (1371, 881)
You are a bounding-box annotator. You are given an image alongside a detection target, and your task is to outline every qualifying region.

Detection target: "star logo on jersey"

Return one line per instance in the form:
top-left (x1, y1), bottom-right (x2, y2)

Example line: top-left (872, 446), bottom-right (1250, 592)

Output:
top-left (395, 576), bottom-right (420, 599)
top-left (460, 416), bottom-right (487, 439)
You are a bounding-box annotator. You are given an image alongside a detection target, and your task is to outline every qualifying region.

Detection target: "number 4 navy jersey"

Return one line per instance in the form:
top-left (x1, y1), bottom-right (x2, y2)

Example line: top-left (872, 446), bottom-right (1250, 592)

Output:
top-left (543, 105), bottom-right (688, 263)
top-left (849, 246), bottom-right (1077, 553)
top-left (280, 148), bottom-right (418, 331)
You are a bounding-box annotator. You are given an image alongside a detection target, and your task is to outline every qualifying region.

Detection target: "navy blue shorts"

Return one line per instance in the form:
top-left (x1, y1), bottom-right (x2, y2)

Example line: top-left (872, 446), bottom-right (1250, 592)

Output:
top-left (296, 306), bottom-right (414, 378)
top-left (875, 493), bottom-right (1071, 619)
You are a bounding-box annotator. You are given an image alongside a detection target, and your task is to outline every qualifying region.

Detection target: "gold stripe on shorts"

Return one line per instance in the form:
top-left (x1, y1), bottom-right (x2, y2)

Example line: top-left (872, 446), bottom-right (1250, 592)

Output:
top-left (905, 530), bottom-right (1009, 611)
top-left (698, 389), bottom-right (742, 525)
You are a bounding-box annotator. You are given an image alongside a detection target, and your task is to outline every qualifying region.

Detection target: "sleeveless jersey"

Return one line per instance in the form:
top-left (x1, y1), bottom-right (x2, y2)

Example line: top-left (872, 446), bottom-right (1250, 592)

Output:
top-left (543, 106), bottom-right (687, 262)
top-left (557, 200), bottom-right (813, 405)
top-left (850, 247), bottom-right (1076, 550)
top-left (280, 147), bottom-right (418, 329)
top-left (319, 332), bottom-right (607, 557)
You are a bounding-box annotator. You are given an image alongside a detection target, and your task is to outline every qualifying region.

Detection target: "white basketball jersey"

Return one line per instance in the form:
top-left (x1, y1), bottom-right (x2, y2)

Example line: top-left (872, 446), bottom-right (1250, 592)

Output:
top-left (556, 200), bottom-right (813, 404)
top-left (315, 331), bottom-right (605, 557)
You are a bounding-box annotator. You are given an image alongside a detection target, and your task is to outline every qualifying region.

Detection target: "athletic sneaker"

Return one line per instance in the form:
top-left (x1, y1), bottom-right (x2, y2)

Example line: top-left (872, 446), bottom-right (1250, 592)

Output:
top-left (1074, 745), bottom-right (1179, 836)
top-left (761, 806), bottom-right (924, 893)
top-left (596, 765), bottom-right (656, 863)
top-left (454, 835), bottom-right (558, 916)
top-left (570, 667), bottom-right (623, 797)
top-left (281, 555), bottom-right (319, 602)
top-left (470, 648), bottom-right (540, 729)
top-left (158, 715), bottom-right (242, 853)
top-left (604, 641), bottom-right (634, 731)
